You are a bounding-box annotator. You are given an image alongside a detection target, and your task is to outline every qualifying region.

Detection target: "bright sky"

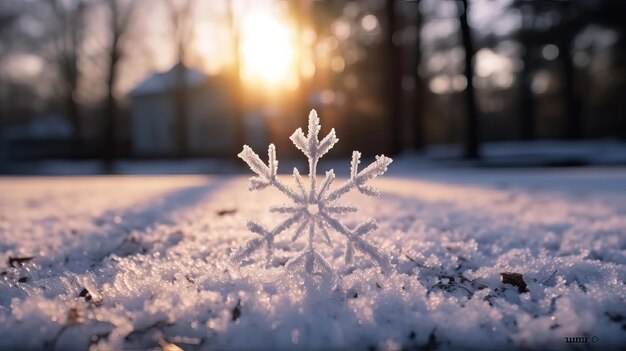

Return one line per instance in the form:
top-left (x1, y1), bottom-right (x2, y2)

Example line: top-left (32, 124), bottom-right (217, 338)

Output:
top-left (191, 0), bottom-right (299, 92)
top-left (240, 11), bottom-right (298, 90)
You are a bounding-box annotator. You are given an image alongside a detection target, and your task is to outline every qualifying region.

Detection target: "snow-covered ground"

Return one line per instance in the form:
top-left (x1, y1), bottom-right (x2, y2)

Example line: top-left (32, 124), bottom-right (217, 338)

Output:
top-left (1, 165), bottom-right (625, 350)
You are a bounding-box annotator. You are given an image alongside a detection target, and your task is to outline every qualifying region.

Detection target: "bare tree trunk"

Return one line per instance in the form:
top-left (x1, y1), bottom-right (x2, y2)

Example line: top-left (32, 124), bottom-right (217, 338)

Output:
top-left (102, 0), bottom-right (135, 173)
top-left (174, 7), bottom-right (189, 158)
top-left (227, 0), bottom-right (245, 155)
top-left (0, 26), bottom-right (6, 135)
top-left (175, 61), bottom-right (189, 157)
top-left (561, 37), bottom-right (581, 139)
top-left (163, 0), bottom-right (195, 158)
top-left (103, 42), bottom-right (119, 173)
top-left (65, 34), bottom-right (82, 156)
top-left (0, 9), bottom-right (20, 138)
top-left (70, 5), bottom-right (83, 157)
top-left (0, 54), bottom-right (4, 137)
top-left (66, 88), bottom-right (81, 156)
top-left (519, 41), bottom-right (535, 140)
top-left (49, 0), bottom-right (86, 157)
top-left (460, 0), bottom-right (480, 159)
top-left (413, 7), bottom-right (425, 151)
top-left (385, 0), bottom-right (403, 155)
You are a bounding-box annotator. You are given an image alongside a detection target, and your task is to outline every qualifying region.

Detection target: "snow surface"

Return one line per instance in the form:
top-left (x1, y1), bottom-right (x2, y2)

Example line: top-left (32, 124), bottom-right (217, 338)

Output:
top-left (1, 166), bottom-right (625, 350)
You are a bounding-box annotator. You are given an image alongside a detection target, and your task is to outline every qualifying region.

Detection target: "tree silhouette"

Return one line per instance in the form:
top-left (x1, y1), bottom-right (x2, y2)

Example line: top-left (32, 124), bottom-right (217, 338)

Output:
top-left (0, 4), bottom-right (20, 134)
top-left (511, 0), bottom-right (626, 140)
top-left (47, 0), bottom-right (87, 155)
top-left (163, 0), bottom-right (195, 157)
top-left (226, 0), bottom-right (245, 157)
top-left (385, 0), bottom-right (403, 155)
top-left (102, 0), bottom-right (136, 171)
top-left (412, 5), bottom-right (425, 151)
top-left (459, 0), bottom-right (480, 159)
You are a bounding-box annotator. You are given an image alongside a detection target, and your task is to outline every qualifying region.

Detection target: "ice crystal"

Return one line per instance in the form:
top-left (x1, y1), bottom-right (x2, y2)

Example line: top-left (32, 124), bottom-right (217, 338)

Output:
top-left (231, 109), bottom-right (392, 274)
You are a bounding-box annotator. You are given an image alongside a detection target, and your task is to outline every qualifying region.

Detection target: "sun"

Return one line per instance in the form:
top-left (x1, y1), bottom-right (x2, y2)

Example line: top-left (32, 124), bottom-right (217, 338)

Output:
top-left (240, 11), bottom-right (297, 90)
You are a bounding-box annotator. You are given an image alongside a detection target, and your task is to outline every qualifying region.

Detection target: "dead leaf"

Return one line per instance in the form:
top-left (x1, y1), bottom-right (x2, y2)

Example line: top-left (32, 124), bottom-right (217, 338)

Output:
top-left (217, 208), bottom-right (237, 216)
top-left (79, 288), bottom-right (93, 301)
top-left (9, 256), bottom-right (34, 268)
top-left (500, 272), bottom-right (528, 293)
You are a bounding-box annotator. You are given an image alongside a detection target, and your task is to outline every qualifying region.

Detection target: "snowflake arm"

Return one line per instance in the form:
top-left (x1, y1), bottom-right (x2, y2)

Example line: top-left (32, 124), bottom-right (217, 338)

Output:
top-left (320, 212), bottom-right (389, 272)
top-left (286, 222), bottom-right (333, 275)
top-left (270, 205), bottom-right (301, 213)
top-left (289, 110), bottom-right (338, 161)
top-left (286, 249), bottom-right (333, 276)
top-left (291, 218), bottom-right (310, 242)
top-left (292, 168), bottom-right (307, 200)
top-left (230, 213), bottom-right (302, 264)
top-left (238, 144), bottom-right (301, 202)
top-left (290, 110), bottom-right (339, 201)
top-left (315, 218), bottom-right (332, 245)
top-left (325, 152), bottom-right (393, 202)
top-left (324, 205), bottom-right (357, 214)
top-left (317, 170), bottom-right (335, 201)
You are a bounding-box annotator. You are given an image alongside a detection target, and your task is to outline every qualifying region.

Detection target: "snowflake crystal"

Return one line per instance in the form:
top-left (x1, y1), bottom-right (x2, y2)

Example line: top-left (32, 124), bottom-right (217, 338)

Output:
top-left (231, 109), bottom-right (393, 275)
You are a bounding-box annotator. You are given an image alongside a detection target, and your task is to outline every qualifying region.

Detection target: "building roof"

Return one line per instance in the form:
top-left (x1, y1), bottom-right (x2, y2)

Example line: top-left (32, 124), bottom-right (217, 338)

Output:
top-left (129, 63), bottom-right (208, 97)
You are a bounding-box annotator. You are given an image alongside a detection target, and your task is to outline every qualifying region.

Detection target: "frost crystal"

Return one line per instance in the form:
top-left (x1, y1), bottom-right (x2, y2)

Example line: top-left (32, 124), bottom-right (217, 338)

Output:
top-left (232, 110), bottom-right (392, 274)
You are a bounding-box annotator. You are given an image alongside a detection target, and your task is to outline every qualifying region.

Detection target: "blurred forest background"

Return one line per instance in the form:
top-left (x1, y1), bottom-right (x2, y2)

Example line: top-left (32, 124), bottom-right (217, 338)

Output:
top-left (0, 0), bottom-right (625, 173)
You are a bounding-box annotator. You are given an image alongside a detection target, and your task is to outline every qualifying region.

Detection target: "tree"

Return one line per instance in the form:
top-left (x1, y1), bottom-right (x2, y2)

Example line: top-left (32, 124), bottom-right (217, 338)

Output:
top-left (0, 5), bottom-right (21, 132)
top-left (47, 0), bottom-right (88, 155)
top-left (510, 0), bottom-right (626, 140)
top-left (518, 38), bottom-right (535, 140)
top-left (385, 0), bottom-right (403, 155)
top-left (412, 5), bottom-right (425, 151)
top-left (557, 0), bottom-right (626, 139)
top-left (288, 0), bottom-right (315, 139)
top-left (226, 0), bottom-right (245, 156)
top-left (515, 1), bottom-right (537, 140)
top-left (459, 0), bottom-right (480, 159)
top-left (163, 0), bottom-right (195, 157)
top-left (102, 0), bottom-right (136, 171)
top-left (512, 0), bottom-right (576, 140)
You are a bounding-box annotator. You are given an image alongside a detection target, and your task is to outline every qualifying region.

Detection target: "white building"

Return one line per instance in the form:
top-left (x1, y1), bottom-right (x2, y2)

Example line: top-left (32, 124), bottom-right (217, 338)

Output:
top-left (128, 64), bottom-right (236, 157)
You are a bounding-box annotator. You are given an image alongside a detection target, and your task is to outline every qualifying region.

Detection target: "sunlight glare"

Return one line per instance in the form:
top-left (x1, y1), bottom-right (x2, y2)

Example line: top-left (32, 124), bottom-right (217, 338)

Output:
top-left (240, 12), bottom-right (297, 90)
